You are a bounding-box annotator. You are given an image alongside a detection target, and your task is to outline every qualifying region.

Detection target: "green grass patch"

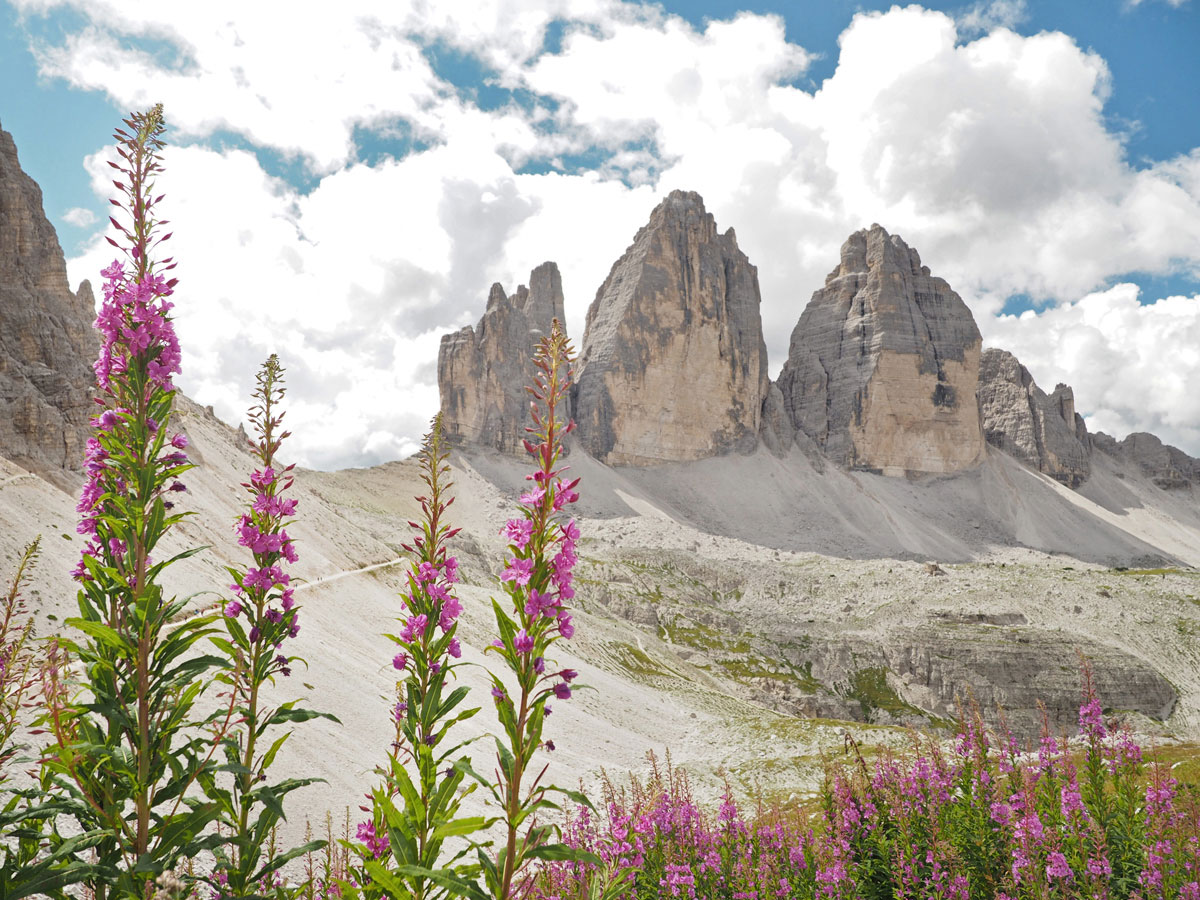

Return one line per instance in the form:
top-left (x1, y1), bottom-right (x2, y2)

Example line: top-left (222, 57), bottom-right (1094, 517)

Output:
top-left (609, 642), bottom-right (680, 679)
top-left (843, 667), bottom-right (927, 723)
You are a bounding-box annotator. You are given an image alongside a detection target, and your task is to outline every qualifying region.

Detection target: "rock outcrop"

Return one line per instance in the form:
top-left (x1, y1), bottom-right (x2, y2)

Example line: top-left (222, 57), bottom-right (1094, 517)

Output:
top-left (1093, 431), bottom-right (1200, 490)
top-left (775, 225), bottom-right (986, 475)
top-left (0, 122), bottom-right (96, 487)
top-left (572, 191), bottom-right (768, 466)
top-left (977, 348), bottom-right (1091, 487)
top-left (438, 262), bottom-right (565, 454)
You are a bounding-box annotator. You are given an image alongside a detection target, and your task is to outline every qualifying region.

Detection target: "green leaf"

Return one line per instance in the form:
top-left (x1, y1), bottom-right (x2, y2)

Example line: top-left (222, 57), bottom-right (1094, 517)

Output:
top-left (249, 784), bottom-right (287, 822)
top-left (267, 707), bottom-right (341, 726)
top-left (392, 863), bottom-right (491, 900)
top-left (525, 843), bottom-right (605, 864)
top-left (361, 862), bottom-right (415, 899)
top-left (548, 784), bottom-right (597, 812)
top-left (64, 618), bottom-right (129, 652)
top-left (431, 816), bottom-right (489, 841)
top-left (260, 732), bottom-right (291, 772)
top-left (253, 839), bottom-right (326, 882)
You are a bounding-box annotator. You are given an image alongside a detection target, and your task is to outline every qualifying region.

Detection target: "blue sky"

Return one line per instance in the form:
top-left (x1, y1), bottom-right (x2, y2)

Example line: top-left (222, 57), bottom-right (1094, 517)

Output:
top-left (2, 0), bottom-right (1200, 465)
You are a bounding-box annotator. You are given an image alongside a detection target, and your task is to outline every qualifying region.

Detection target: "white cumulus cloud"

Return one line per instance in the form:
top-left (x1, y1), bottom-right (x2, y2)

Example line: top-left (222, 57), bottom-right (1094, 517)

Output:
top-left (985, 285), bottom-right (1200, 453)
top-left (15, 0), bottom-right (1200, 463)
top-left (62, 206), bottom-right (97, 227)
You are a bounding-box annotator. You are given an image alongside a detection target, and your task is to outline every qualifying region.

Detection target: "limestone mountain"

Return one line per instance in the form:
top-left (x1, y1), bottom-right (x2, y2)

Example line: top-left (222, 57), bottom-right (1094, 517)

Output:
top-left (438, 261), bottom-right (566, 455)
top-left (774, 224), bottom-right (986, 476)
top-left (0, 121), bottom-right (97, 489)
top-left (571, 190), bottom-right (768, 465)
top-left (977, 348), bottom-right (1091, 488)
top-left (1092, 430), bottom-right (1200, 490)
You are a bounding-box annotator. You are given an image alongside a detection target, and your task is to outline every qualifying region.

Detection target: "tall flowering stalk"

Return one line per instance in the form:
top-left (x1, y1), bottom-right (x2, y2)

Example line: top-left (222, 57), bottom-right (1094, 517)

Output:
top-left (42, 106), bottom-right (226, 900)
top-left (0, 538), bottom-right (41, 788)
top-left (0, 539), bottom-right (98, 897)
top-left (484, 319), bottom-right (589, 900)
top-left (347, 414), bottom-right (486, 900)
top-left (207, 354), bottom-right (327, 897)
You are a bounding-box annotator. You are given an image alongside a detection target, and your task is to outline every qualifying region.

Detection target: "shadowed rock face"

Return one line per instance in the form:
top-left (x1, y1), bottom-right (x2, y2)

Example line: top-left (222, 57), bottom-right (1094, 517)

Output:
top-left (438, 261), bottom-right (566, 455)
top-left (782, 628), bottom-right (1176, 739)
top-left (0, 123), bottom-right (97, 487)
top-left (572, 190), bottom-right (768, 466)
top-left (1093, 430), bottom-right (1200, 490)
top-left (978, 348), bottom-right (1091, 488)
top-left (775, 224), bottom-right (986, 475)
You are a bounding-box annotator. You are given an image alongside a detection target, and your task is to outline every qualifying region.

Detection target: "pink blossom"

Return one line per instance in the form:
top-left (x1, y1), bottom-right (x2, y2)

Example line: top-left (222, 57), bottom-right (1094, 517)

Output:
top-left (501, 557), bottom-right (535, 587)
top-left (502, 518), bottom-right (534, 550)
top-left (519, 486), bottom-right (545, 508)
top-left (514, 629), bottom-right (535, 654)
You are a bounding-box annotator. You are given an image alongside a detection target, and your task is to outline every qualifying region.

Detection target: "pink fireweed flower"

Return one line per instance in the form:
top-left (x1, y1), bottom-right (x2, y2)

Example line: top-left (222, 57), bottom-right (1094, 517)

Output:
top-left (558, 612), bottom-right (575, 639)
top-left (562, 518), bottom-right (580, 544)
top-left (1079, 694), bottom-right (1107, 740)
top-left (519, 485), bottom-right (546, 508)
top-left (552, 478), bottom-right (580, 511)
top-left (393, 653), bottom-right (409, 671)
top-left (501, 557), bottom-right (535, 587)
top-left (249, 467), bottom-right (276, 489)
top-left (502, 518), bottom-right (534, 550)
top-left (1046, 851), bottom-right (1072, 880)
top-left (439, 596), bottom-right (462, 631)
top-left (400, 614), bottom-right (428, 643)
top-left (524, 587), bottom-right (558, 619)
top-left (356, 821), bottom-right (389, 859)
top-left (514, 630), bottom-right (535, 655)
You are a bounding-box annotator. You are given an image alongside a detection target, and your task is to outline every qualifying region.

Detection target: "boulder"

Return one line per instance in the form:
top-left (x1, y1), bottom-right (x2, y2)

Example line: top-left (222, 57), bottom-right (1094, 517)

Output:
top-left (0, 122), bottom-right (97, 488)
top-left (775, 224), bottom-right (985, 475)
top-left (977, 348), bottom-right (1091, 487)
top-left (572, 190), bottom-right (768, 466)
top-left (438, 262), bottom-right (565, 454)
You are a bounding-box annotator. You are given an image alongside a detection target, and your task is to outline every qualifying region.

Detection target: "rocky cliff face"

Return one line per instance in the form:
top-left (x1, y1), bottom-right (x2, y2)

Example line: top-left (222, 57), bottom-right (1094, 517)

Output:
top-left (775, 225), bottom-right (986, 475)
top-left (977, 348), bottom-right (1091, 487)
top-left (438, 262), bottom-right (565, 454)
top-left (0, 123), bottom-right (96, 486)
top-left (1093, 431), bottom-right (1200, 490)
top-left (572, 190), bottom-right (768, 466)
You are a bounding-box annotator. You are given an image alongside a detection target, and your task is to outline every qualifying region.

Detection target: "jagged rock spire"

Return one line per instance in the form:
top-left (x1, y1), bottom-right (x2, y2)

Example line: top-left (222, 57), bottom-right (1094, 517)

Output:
top-left (0, 122), bottom-right (97, 486)
top-left (438, 261), bottom-right (566, 455)
top-left (774, 224), bottom-right (986, 475)
top-left (572, 190), bottom-right (768, 466)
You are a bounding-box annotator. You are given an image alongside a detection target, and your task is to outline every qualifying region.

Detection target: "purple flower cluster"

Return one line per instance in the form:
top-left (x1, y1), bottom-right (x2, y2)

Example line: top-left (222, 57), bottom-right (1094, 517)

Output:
top-left (534, 680), bottom-right (1200, 900)
top-left (226, 464), bottom-right (301, 665)
top-left (355, 820), bottom-right (389, 860)
top-left (92, 261), bottom-right (181, 393)
top-left (72, 260), bottom-right (189, 583)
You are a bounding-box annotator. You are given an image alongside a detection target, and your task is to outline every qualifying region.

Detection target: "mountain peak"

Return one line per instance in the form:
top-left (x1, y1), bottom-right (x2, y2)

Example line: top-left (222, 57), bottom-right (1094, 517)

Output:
top-left (776, 225), bottom-right (985, 475)
top-left (572, 190), bottom-right (768, 465)
top-left (0, 123), bottom-right (98, 487)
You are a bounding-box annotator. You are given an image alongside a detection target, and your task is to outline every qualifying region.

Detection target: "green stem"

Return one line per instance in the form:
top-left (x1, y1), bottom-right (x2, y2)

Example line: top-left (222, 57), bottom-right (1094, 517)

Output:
top-left (238, 640), bottom-right (263, 882)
